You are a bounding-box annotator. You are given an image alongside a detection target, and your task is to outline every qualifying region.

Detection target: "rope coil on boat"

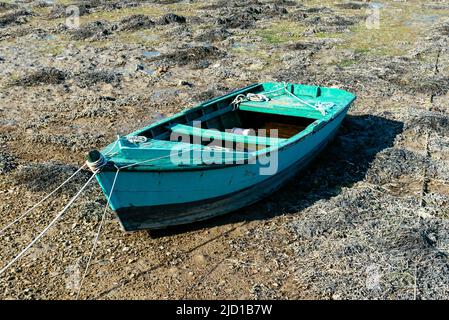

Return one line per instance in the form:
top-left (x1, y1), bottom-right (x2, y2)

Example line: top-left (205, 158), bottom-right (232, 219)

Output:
top-left (230, 82), bottom-right (335, 116)
top-left (126, 136), bottom-right (147, 144)
top-left (314, 102), bottom-right (335, 115)
top-left (86, 150), bottom-right (107, 173)
top-left (231, 93), bottom-right (270, 110)
top-left (246, 93), bottom-right (270, 102)
top-left (231, 94), bottom-right (246, 110)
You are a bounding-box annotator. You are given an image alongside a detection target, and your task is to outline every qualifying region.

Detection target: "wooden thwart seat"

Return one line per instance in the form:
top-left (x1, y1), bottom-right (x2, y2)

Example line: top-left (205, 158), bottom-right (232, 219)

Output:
top-left (169, 124), bottom-right (286, 146)
top-left (238, 100), bottom-right (322, 119)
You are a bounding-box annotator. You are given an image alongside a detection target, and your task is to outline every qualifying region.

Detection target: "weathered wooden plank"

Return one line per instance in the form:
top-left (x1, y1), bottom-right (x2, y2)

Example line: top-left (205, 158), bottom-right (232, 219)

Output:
top-left (169, 123), bottom-right (286, 146)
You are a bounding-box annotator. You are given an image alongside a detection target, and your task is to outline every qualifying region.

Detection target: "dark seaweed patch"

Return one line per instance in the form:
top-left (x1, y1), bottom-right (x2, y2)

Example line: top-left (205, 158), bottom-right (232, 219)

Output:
top-left (74, 70), bottom-right (122, 88)
top-left (14, 162), bottom-right (90, 192)
top-left (0, 9), bottom-right (31, 28)
top-left (0, 151), bottom-right (16, 174)
top-left (366, 148), bottom-right (427, 184)
top-left (118, 14), bottom-right (155, 31)
top-left (195, 28), bottom-right (232, 42)
top-left (11, 68), bottom-right (67, 87)
top-left (49, 4), bottom-right (90, 19)
top-left (406, 110), bottom-right (449, 137)
top-left (407, 76), bottom-right (449, 96)
top-left (0, 2), bottom-right (18, 13)
top-left (156, 13), bottom-right (186, 25)
top-left (336, 2), bottom-right (369, 10)
top-left (69, 20), bottom-right (113, 40)
top-left (148, 46), bottom-right (224, 66)
top-left (216, 4), bottom-right (288, 29)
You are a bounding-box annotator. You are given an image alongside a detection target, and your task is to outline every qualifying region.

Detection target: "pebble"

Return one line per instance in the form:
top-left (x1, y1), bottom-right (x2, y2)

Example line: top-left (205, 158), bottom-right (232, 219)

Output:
top-left (193, 254), bottom-right (207, 266)
top-left (178, 80), bottom-right (192, 87)
top-left (156, 66), bottom-right (168, 75)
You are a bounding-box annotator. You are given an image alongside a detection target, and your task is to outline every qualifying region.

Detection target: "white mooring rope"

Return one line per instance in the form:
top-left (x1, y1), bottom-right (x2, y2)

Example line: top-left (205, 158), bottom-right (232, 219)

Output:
top-left (0, 173), bottom-right (97, 276)
top-left (76, 166), bottom-right (120, 299)
top-left (0, 164), bottom-right (87, 236)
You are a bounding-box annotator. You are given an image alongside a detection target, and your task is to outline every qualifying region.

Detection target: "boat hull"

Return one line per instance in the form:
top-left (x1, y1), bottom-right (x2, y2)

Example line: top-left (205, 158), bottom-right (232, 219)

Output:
top-left (96, 106), bottom-right (350, 231)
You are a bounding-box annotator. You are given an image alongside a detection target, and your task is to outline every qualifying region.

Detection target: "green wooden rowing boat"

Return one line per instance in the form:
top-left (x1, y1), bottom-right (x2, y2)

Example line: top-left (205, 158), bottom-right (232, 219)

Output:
top-left (87, 82), bottom-right (356, 231)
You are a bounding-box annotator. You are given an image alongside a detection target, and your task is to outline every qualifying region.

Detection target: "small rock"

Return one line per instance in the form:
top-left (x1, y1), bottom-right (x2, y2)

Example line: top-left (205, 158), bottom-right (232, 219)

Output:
top-left (423, 232), bottom-right (438, 246)
top-left (179, 80), bottom-right (192, 87)
top-left (418, 208), bottom-right (433, 219)
top-left (156, 66), bottom-right (168, 75)
top-left (193, 254), bottom-right (207, 266)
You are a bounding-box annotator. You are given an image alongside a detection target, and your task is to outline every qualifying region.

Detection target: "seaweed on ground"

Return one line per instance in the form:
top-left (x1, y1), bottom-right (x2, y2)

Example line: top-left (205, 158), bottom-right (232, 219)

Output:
top-left (0, 2), bottom-right (18, 13)
top-left (335, 2), bottom-right (369, 10)
top-left (156, 13), bottom-right (186, 25)
top-left (118, 14), bottom-right (155, 31)
top-left (405, 110), bottom-right (449, 137)
top-left (404, 75), bottom-right (449, 97)
top-left (0, 151), bottom-right (16, 175)
top-left (195, 28), bottom-right (232, 42)
top-left (148, 46), bottom-right (225, 66)
top-left (10, 68), bottom-right (67, 87)
top-left (74, 70), bottom-right (122, 88)
top-left (13, 162), bottom-right (90, 192)
top-left (29, 131), bottom-right (107, 152)
top-left (286, 184), bottom-right (449, 299)
top-left (0, 9), bottom-right (31, 28)
top-left (69, 20), bottom-right (114, 40)
top-left (216, 4), bottom-right (288, 29)
top-left (366, 148), bottom-right (427, 185)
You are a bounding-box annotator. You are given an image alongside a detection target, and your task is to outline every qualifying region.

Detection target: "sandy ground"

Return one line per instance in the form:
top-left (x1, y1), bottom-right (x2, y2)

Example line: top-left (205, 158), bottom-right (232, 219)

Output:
top-left (0, 0), bottom-right (448, 299)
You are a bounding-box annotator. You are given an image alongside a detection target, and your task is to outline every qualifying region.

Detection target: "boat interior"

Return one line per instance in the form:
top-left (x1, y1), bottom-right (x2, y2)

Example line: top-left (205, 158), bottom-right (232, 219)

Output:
top-left (133, 83), bottom-right (333, 152)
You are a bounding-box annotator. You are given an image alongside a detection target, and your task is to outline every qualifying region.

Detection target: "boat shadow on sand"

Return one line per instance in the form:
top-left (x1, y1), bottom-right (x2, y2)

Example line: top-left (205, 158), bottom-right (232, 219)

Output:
top-left (149, 114), bottom-right (404, 238)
